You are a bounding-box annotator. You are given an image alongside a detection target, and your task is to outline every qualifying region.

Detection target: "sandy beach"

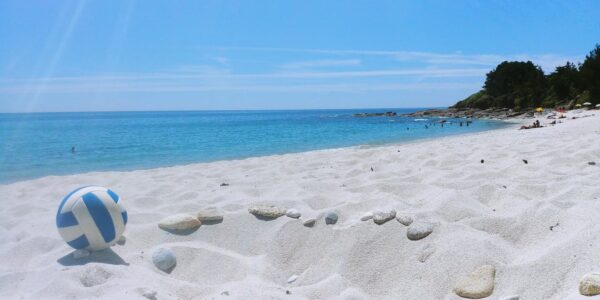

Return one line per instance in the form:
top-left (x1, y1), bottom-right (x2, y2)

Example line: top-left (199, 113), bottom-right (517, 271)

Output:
top-left (1, 111), bottom-right (599, 299)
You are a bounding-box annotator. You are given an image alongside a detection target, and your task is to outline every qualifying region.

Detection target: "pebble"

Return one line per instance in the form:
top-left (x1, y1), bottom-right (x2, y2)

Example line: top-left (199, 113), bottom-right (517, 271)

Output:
top-left (158, 214), bottom-right (201, 231)
top-left (73, 249), bottom-right (91, 259)
top-left (303, 218), bottom-right (316, 227)
top-left (116, 235), bottom-right (126, 245)
top-left (286, 209), bottom-right (301, 219)
top-left (80, 265), bottom-right (112, 287)
top-left (325, 212), bottom-right (338, 224)
top-left (248, 205), bottom-right (286, 219)
top-left (406, 222), bottom-right (433, 240)
top-left (589, 161), bottom-right (596, 166)
top-left (373, 210), bottom-right (396, 225)
top-left (360, 212), bottom-right (373, 221)
top-left (152, 248), bottom-right (177, 272)
top-left (396, 215), bottom-right (413, 226)
top-left (453, 265), bottom-right (496, 299)
top-left (287, 274), bottom-right (299, 283)
top-left (196, 210), bottom-right (224, 223)
top-left (500, 295), bottom-right (519, 300)
top-left (580, 272), bottom-right (600, 296)
top-left (417, 244), bottom-right (435, 263)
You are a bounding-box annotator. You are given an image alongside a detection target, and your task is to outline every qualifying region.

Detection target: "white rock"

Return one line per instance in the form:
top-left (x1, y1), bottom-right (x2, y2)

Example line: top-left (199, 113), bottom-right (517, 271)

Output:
top-left (373, 210), bottom-right (396, 225)
top-left (158, 214), bottom-right (201, 231)
top-left (73, 249), bottom-right (91, 259)
top-left (286, 209), bottom-right (301, 219)
top-left (303, 218), bottom-right (316, 227)
top-left (248, 205), bottom-right (286, 219)
top-left (196, 210), bottom-right (224, 223)
top-left (453, 265), bottom-right (496, 299)
top-left (360, 212), bottom-right (373, 221)
top-left (406, 222), bottom-right (433, 240)
top-left (287, 274), bottom-right (299, 283)
top-left (580, 272), bottom-right (600, 296)
top-left (396, 215), bottom-right (413, 226)
top-left (500, 295), bottom-right (519, 300)
top-left (152, 248), bottom-right (176, 272)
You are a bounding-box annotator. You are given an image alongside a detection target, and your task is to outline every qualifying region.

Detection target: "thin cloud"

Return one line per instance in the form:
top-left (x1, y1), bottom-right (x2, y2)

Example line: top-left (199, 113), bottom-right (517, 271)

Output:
top-left (280, 59), bottom-right (361, 69)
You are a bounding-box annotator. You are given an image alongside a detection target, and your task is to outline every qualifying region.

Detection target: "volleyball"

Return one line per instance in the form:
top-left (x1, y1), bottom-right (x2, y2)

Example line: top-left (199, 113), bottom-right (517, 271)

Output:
top-left (56, 186), bottom-right (127, 251)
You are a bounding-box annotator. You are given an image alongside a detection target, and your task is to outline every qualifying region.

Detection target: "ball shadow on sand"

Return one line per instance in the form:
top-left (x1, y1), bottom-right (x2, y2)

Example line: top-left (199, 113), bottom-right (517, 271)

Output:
top-left (57, 248), bottom-right (129, 266)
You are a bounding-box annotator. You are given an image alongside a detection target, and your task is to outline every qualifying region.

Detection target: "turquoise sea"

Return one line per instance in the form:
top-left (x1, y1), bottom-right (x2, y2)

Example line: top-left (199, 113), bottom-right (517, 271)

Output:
top-left (0, 109), bottom-right (508, 183)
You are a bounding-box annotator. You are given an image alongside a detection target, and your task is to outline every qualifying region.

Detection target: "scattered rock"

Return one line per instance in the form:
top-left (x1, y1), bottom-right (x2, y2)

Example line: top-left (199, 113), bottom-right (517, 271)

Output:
top-left (407, 222), bottom-right (433, 240)
top-left (303, 218), bottom-right (316, 227)
top-left (360, 212), bottom-right (373, 221)
top-left (480, 159), bottom-right (484, 164)
top-left (73, 249), bottom-right (91, 259)
top-left (500, 295), bottom-right (519, 300)
top-left (372, 210), bottom-right (396, 225)
top-left (158, 214), bottom-right (201, 231)
top-left (287, 274), bottom-right (299, 283)
top-left (453, 265), bottom-right (496, 299)
top-left (116, 235), bottom-right (126, 245)
top-left (80, 265), bottom-right (112, 287)
top-left (580, 272), bottom-right (600, 296)
top-left (522, 159), bottom-right (528, 164)
top-left (152, 248), bottom-right (177, 272)
top-left (248, 205), bottom-right (286, 219)
top-left (396, 215), bottom-right (413, 226)
top-left (196, 210), bottom-right (224, 224)
top-left (325, 212), bottom-right (338, 225)
top-left (549, 222), bottom-right (559, 231)
top-left (286, 209), bottom-right (301, 219)
top-left (286, 290), bottom-right (291, 295)
top-left (220, 183), bottom-right (229, 186)
top-left (221, 291), bottom-right (230, 296)
top-left (589, 161), bottom-right (597, 166)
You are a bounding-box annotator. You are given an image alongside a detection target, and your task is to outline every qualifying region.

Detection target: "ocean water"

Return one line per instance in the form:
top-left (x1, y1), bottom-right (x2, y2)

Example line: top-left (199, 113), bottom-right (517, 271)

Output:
top-left (0, 109), bottom-right (508, 183)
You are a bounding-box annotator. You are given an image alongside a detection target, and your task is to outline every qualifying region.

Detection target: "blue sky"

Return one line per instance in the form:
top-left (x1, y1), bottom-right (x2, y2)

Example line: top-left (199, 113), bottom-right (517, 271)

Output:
top-left (0, 1), bottom-right (599, 112)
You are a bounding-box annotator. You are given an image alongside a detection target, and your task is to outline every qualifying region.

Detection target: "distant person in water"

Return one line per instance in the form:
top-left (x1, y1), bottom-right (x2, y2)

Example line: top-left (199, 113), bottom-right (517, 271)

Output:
top-left (71, 146), bottom-right (75, 153)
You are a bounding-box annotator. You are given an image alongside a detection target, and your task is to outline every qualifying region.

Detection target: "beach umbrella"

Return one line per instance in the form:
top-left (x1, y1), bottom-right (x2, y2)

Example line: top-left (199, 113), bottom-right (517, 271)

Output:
top-left (596, 104), bottom-right (600, 108)
top-left (535, 107), bottom-right (544, 112)
top-left (575, 104), bottom-right (582, 107)
top-left (583, 102), bottom-right (592, 106)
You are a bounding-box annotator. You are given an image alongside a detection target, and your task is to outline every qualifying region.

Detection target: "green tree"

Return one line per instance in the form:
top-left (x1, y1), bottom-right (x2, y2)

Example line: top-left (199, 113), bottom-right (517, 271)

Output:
top-left (483, 61), bottom-right (546, 109)
top-left (579, 44), bottom-right (600, 104)
top-left (547, 62), bottom-right (583, 100)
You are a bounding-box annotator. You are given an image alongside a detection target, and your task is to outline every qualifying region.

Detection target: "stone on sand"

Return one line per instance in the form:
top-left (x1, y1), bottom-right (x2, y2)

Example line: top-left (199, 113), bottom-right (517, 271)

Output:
top-left (158, 214), bottom-right (201, 231)
top-left (372, 210), bottom-right (396, 225)
top-left (325, 212), bottom-right (338, 224)
top-left (152, 248), bottom-right (177, 272)
top-left (360, 212), bottom-right (373, 221)
top-left (196, 210), bottom-right (224, 223)
top-left (500, 295), bottom-right (519, 300)
top-left (287, 274), bottom-right (299, 283)
top-left (407, 222), bottom-right (433, 240)
top-left (248, 205), bottom-right (286, 219)
top-left (303, 218), bottom-right (316, 227)
top-left (396, 215), bottom-right (413, 226)
top-left (580, 272), bottom-right (600, 296)
top-left (453, 265), bottom-right (496, 299)
top-left (286, 208), bottom-right (301, 219)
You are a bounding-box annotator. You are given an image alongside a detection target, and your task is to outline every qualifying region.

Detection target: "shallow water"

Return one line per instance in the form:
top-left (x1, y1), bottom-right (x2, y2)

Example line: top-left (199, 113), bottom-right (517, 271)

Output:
top-left (0, 109), bottom-right (508, 183)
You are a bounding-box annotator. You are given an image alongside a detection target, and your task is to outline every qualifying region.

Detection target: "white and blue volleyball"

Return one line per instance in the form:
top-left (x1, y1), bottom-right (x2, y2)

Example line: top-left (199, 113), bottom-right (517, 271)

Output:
top-left (56, 186), bottom-right (127, 251)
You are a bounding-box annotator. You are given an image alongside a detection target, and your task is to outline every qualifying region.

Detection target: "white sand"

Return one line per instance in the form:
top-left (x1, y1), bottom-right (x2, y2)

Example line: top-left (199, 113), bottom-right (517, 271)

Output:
top-left (1, 111), bottom-right (599, 299)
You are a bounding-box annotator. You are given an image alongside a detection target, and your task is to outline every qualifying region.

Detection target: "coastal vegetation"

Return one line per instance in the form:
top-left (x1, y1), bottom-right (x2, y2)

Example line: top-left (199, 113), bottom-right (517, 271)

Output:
top-left (453, 44), bottom-right (600, 110)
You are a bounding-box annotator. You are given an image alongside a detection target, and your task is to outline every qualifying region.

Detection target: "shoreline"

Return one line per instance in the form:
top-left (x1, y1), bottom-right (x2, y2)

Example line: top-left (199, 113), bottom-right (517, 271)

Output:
top-left (1, 110), bottom-right (598, 299)
top-left (1, 118), bottom-right (514, 186)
